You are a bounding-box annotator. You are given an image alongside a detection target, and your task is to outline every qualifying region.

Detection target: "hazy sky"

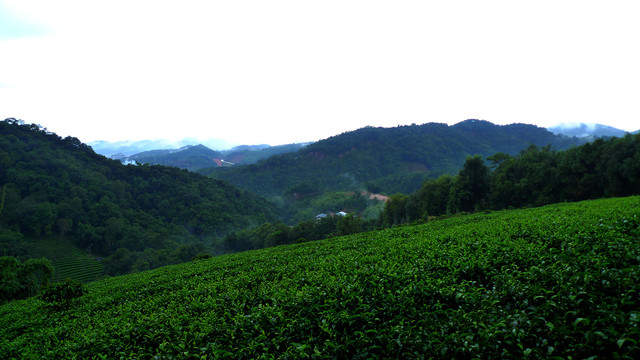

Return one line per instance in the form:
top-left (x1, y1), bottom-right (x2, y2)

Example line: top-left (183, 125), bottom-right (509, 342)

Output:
top-left (1, 1), bottom-right (639, 146)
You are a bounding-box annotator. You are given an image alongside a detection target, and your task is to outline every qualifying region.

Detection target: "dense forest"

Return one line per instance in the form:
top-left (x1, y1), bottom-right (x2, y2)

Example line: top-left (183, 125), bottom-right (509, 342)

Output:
top-left (0, 119), bottom-right (277, 280)
top-left (223, 132), bottom-right (640, 252)
top-left (205, 120), bottom-right (586, 201)
top-left (381, 134), bottom-right (640, 226)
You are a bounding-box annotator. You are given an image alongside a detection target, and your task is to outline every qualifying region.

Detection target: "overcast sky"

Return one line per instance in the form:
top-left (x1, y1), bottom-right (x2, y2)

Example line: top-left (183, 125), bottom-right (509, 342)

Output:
top-left (1, 1), bottom-right (639, 146)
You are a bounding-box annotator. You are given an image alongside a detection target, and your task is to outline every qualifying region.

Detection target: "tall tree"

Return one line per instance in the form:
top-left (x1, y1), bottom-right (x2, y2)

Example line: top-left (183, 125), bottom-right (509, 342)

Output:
top-left (448, 155), bottom-right (490, 213)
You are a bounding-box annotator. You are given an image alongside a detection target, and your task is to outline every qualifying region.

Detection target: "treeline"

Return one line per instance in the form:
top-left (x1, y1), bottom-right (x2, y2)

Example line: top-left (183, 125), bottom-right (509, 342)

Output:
top-left (0, 119), bottom-right (277, 276)
top-left (381, 133), bottom-right (640, 226)
top-left (221, 214), bottom-right (376, 252)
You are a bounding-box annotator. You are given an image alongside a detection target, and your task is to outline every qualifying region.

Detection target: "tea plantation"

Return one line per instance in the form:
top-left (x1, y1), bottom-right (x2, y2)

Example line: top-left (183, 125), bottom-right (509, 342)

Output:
top-left (26, 238), bottom-right (104, 283)
top-left (1, 196), bottom-right (639, 359)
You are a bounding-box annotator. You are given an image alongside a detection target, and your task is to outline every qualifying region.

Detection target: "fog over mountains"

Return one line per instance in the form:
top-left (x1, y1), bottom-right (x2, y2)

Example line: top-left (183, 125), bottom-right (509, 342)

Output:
top-left (89, 121), bottom-right (633, 161)
top-left (89, 138), bottom-right (239, 158)
top-left (547, 123), bottom-right (631, 138)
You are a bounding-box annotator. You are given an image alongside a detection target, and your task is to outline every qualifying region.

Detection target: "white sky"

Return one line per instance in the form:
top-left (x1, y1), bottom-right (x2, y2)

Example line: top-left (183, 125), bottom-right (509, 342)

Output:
top-left (1, 1), bottom-right (639, 146)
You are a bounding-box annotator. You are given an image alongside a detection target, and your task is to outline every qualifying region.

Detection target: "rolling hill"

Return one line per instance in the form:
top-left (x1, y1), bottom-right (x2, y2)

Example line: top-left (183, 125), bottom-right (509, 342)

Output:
top-left (206, 120), bottom-right (586, 198)
top-left (107, 142), bottom-right (310, 171)
top-left (126, 144), bottom-right (223, 171)
top-left (0, 118), bottom-right (278, 277)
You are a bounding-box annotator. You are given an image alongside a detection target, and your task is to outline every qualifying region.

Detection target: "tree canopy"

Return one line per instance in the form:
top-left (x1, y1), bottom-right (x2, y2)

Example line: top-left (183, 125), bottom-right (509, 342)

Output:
top-left (208, 120), bottom-right (585, 200)
top-left (0, 118), bottom-right (278, 277)
top-left (381, 133), bottom-right (640, 225)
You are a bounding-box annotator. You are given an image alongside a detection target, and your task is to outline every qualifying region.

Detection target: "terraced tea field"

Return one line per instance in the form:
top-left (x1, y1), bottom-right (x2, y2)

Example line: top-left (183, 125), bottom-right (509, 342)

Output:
top-left (1, 196), bottom-right (639, 359)
top-left (26, 238), bottom-right (104, 283)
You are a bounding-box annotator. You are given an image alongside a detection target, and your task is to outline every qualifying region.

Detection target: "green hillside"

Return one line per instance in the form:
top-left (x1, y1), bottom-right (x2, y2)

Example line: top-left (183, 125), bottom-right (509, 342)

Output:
top-left (208, 120), bottom-right (585, 198)
top-left (2, 196), bottom-right (638, 359)
top-left (0, 118), bottom-right (278, 276)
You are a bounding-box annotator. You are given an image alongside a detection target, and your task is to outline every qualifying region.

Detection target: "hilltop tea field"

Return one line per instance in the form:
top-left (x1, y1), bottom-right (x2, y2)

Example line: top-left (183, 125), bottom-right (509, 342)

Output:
top-left (1, 196), bottom-right (639, 359)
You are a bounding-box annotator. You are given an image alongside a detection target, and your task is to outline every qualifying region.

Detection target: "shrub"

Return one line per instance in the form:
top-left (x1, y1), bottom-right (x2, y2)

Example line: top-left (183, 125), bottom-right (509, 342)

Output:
top-left (40, 278), bottom-right (87, 309)
top-left (191, 253), bottom-right (212, 261)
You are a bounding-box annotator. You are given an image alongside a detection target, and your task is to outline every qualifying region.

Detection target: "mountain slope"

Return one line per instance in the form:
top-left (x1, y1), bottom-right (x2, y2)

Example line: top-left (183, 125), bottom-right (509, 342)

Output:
top-left (2, 196), bottom-right (638, 358)
top-left (0, 118), bottom-right (278, 271)
top-left (221, 142), bottom-right (310, 165)
top-left (108, 143), bottom-right (310, 171)
top-left (209, 120), bottom-right (585, 197)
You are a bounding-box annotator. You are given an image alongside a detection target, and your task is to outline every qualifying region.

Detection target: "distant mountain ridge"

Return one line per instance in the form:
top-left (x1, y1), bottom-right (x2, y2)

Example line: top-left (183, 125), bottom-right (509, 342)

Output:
top-left (126, 144), bottom-right (223, 171)
top-left (207, 119), bottom-right (586, 198)
top-left (107, 142), bottom-right (310, 171)
top-left (89, 138), bottom-right (237, 157)
top-left (547, 122), bottom-right (630, 138)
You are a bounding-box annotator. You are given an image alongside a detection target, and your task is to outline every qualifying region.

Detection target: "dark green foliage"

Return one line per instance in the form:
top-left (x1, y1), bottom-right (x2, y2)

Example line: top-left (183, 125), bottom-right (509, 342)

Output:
top-left (284, 190), bottom-right (374, 224)
top-left (491, 145), bottom-right (561, 208)
top-left (382, 133), bottom-right (640, 226)
top-left (414, 174), bottom-right (453, 218)
top-left (40, 278), bottom-right (87, 309)
top-left (1, 196), bottom-right (638, 358)
top-left (192, 253), bottom-right (211, 261)
top-left (0, 256), bottom-right (54, 303)
top-left (0, 228), bottom-right (25, 257)
top-left (381, 193), bottom-right (411, 226)
top-left (222, 215), bottom-right (376, 252)
top-left (334, 213), bottom-right (364, 236)
top-left (447, 155), bottom-right (490, 213)
top-left (210, 120), bottom-right (582, 199)
top-left (0, 184), bottom-right (5, 218)
top-left (0, 118), bottom-right (278, 277)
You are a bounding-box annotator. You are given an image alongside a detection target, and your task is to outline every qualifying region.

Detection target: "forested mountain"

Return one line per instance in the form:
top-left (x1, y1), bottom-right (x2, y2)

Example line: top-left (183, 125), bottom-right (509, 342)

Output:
top-left (380, 133), bottom-right (640, 226)
top-left (548, 122), bottom-right (630, 138)
top-left (226, 131), bottom-right (640, 253)
top-left (0, 119), bottom-right (278, 274)
top-left (206, 120), bottom-right (585, 198)
top-left (126, 144), bottom-right (223, 171)
top-left (108, 142), bottom-right (309, 171)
